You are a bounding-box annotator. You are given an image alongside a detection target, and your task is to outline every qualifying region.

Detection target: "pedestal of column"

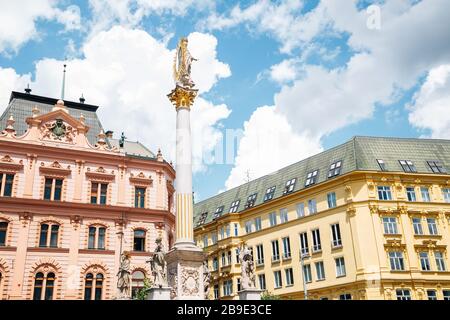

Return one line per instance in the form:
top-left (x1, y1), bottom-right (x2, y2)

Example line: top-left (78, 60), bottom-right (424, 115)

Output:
top-left (146, 287), bottom-right (172, 300)
top-left (238, 289), bottom-right (264, 300)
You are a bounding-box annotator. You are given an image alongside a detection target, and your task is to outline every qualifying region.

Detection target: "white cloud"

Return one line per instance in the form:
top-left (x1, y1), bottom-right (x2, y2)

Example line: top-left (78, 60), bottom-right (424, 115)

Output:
top-left (0, 26), bottom-right (231, 173)
top-left (408, 64), bottom-right (450, 138)
top-left (225, 105), bottom-right (322, 190)
top-left (0, 67), bottom-right (31, 110)
top-left (0, 0), bottom-right (81, 55)
top-left (270, 59), bottom-right (298, 84)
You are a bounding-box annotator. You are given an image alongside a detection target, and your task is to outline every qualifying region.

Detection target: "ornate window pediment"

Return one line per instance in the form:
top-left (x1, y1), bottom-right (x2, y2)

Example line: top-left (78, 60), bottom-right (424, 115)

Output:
top-left (129, 172), bottom-right (153, 186)
top-left (39, 161), bottom-right (71, 177)
top-left (85, 167), bottom-right (115, 182)
top-left (0, 155), bottom-right (23, 173)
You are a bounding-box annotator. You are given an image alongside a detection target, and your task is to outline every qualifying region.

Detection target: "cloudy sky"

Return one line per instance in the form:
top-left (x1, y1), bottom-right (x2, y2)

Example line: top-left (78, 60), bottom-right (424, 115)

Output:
top-left (1, 0), bottom-right (450, 201)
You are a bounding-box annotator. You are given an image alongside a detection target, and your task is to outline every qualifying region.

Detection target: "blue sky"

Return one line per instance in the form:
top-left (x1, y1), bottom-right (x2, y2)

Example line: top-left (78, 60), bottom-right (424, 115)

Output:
top-left (1, 0), bottom-right (450, 202)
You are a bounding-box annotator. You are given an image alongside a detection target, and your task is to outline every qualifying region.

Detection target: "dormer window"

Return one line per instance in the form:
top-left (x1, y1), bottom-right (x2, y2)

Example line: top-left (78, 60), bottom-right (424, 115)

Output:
top-left (229, 200), bottom-right (240, 213)
top-left (283, 178), bottom-right (296, 195)
top-left (377, 159), bottom-right (387, 171)
top-left (427, 160), bottom-right (446, 174)
top-left (197, 212), bottom-right (208, 226)
top-left (328, 161), bottom-right (342, 178)
top-left (213, 206), bottom-right (224, 220)
top-left (263, 186), bottom-right (276, 202)
top-left (399, 160), bottom-right (416, 173)
top-left (245, 193), bottom-right (257, 209)
top-left (305, 170), bottom-right (319, 187)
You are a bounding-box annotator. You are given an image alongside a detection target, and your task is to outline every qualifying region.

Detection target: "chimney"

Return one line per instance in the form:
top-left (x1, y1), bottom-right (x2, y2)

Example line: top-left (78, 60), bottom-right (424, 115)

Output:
top-left (105, 130), bottom-right (114, 139)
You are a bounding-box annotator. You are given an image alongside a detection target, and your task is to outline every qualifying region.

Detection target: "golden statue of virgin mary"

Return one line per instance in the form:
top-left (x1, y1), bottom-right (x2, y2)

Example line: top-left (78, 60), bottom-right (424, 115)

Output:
top-left (173, 37), bottom-right (197, 89)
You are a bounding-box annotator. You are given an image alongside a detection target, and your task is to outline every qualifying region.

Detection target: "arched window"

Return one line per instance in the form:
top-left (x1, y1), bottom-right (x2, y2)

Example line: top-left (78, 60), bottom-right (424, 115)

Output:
top-left (33, 271), bottom-right (56, 300)
top-left (131, 270), bottom-right (145, 298)
top-left (133, 230), bottom-right (146, 251)
top-left (0, 221), bottom-right (8, 246)
top-left (88, 226), bottom-right (106, 250)
top-left (84, 272), bottom-right (104, 300)
top-left (39, 223), bottom-right (60, 248)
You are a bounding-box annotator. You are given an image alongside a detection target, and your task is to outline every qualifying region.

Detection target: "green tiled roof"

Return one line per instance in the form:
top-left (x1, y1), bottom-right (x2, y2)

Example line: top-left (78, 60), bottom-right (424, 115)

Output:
top-left (194, 136), bottom-right (450, 227)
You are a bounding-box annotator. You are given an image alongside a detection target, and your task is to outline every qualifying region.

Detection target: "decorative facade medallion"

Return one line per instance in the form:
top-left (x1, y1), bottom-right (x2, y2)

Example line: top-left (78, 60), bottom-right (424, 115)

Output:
top-left (41, 119), bottom-right (76, 143)
top-left (181, 266), bottom-right (200, 296)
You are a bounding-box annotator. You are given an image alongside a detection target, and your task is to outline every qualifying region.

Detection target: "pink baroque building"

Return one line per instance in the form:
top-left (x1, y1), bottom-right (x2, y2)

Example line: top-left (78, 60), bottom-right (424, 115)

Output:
top-left (0, 91), bottom-right (176, 300)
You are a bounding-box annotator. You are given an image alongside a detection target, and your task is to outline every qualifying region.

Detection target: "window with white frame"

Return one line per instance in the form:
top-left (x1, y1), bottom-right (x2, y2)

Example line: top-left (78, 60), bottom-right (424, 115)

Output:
top-left (282, 236), bottom-right (291, 259)
top-left (443, 188), bottom-right (450, 203)
top-left (427, 218), bottom-right (438, 235)
top-left (213, 285), bottom-right (219, 299)
top-left (212, 257), bottom-right (218, 271)
top-left (245, 220), bottom-right (253, 234)
top-left (0, 173), bottom-right (14, 197)
top-left (315, 261), bottom-right (325, 281)
top-left (44, 178), bottom-right (63, 201)
top-left (305, 170), bottom-right (319, 187)
top-left (274, 270), bottom-right (282, 288)
top-left (235, 249), bottom-right (240, 264)
top-left (435, 251), bottom-right (446, 271)
top-left (382, 217), bottom-right (398, 234)
top-left (211, 232), bottom-right (218, 244)
top-left (406, 187), bottom-right (416, 202)
top-left (339, 293), bottom-right (352, 300)
top-left (90, 182), bottom-right (108, 205)
top-left (399, 160), bottom-right (417, 173)
top-left (39, 223), bottom-right (59, 248)
top-left (427, 160), bottom-right (446, 174)
top-left (269, 212), bottom-right (277, 227)
top-left (308, 199), bottom-right (317, 214)
top-left (221, 252), bottom-right (226, 266)
top-left (227, 251), bottom-right (232, 265)
top-left (389, 251), bottom-right (405, 271)
top-left (258, 274), bottom-right (266, 290)
top-left (335, 257), bottom-right (346, 277)
top-left (328, 160), bottom-right (342, 178)
top-left (203, 235), bottom-right (208, 248)
top-left (220, 227), bottom-right (225, 239)
top-left (412, 217), bottom-right (423, 235)
top-left (299, 232), bottom-right (309, 256)
top-left (88, 226), bottom-right (106, 250)
top-left (254, 217), bottom-right (262, 231)
top-left (263, 186), bottom-right (276, 202)
top-left (225, 224), bottom-right (230, 238)
top-left (378, 186), bottom-right (392, 200)
top-left (327, 192), bottom-right (337, 208)
top-left (427, 290), bottom-right (437, 300)
top-left (285, 268), bottom-right (294, 286)
top-left (223, 280), bottom-right (233, 296)
top-left (443, 290), bottom-right (450, 300)
top-left (280, 208), bottom-right (288, 223)
top-left (229, 200), bottom-right (240, 213)
top-left (331, 223), bottom-right (342, 247)
top-left (419, 252), bottom-right (431, 271)
top-left (377, 159), bottom-right (387, 171)
top-left (420, 187), bottom-right (431, 202)
top-left (271, 240), bottom-right (280, 262)
top-left (311, 229), bottom-right (321, 252)
top-left (303, 264), bottom-right (312, 283)
top-left (213, 206), bottom-right (224, 220)
top-left (245, 193), bottom-right (257, 209)
top-left (283, 178), bottom-right (296, 195)
top-left (396, 289), bottom-right (411, 300)
top-left (234, 223), bottom-right (239, 236)
top-left (296, 203), bottom-right (305, 218)
top-left (256, 244), bottom-right (264, 265)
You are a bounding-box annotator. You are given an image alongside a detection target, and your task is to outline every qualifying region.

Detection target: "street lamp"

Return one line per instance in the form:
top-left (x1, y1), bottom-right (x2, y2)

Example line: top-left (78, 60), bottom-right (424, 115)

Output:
top-left (300, 251), bottom-right (310, 300)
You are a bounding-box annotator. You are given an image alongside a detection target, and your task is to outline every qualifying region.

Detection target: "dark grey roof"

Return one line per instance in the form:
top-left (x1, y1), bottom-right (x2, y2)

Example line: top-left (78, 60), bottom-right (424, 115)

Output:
top-left (194, 136), bottom-right (450, 227)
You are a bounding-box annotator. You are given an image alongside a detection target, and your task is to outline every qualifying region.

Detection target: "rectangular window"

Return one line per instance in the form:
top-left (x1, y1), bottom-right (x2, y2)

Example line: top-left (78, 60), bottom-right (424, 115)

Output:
top-left (90, 182), bottom-right (108, 205)
top-left (399, 160), bottom-right (417, 173)
top-left (213, 257), bottom-right (218, 271)
top-left (327, 192), bottom-right (337, 208)
top-left (406, 187), bottom-right (416, 202)
top-left (427, 218), bottom-right (438, 235)
top-left (285, 268), bottom-right (294, 286)
top-left (254, 217), bottom-right (262, 231)
top-left (420, 187), bottom-right (431, 202)
top-left (0, 222), bottom-right (8, 246)
top-left (283, 178), bottom-right (296, 195)
top-left (412, 218), bottom-right (423, 235)
top-left (237, 278), bottom-right (241, 292)
top-left (245, 193), bottom-right (257, 209)
top-left (235, 249), bottom-right (240, 264)
top-left (98, 227), bottom-right (105, 249)
top-left (331, 223), bottom-right (342, 247)
top-left (427, 160), bottom-right (446, 174)
top-left (282, 236), bottom-right (291, 259)
top-left (203, 235), bottom-right (208, 248)
top-left (315, 261), bottom-right (325, 281)
top-left (328, 160), bottom-right (342, 178)
top-left (296, 203), bottom-right (305, 218)
top-left (303, 264), bottom-right (312, 283)
top-left (443, 290), bottom-right (450, 300)
top-left (134, 187), bottom-right (146, 208)
top-left (256, 244), bottom-right (264, 265)
top-left (229, 200), bottom-right (240, 213)
top-left (335, 257), bottom-right (346, 277)
top-left (234, 223), bottom-right (239, 236)
top-left (389, 251), bottom-right (405, 271)
top-left (305, 170), bottom-right (319, 187)
top-left (263, 186), bottom-right (276, 202)
top-left (221, 252), bottom-right (226, 266)
top-left (44, 178), bottom-right (63, 201)
top-left (419, 252), bottom-right (431, 271)
top-left (279, 208), bottom-right (288, 223)
top-left (213, 285), bottom-right (219, 300)
top-left (0, 173), bottom-right (14, 197)
top-left (227, 251), bottom-right (232, 265)
top-left (378, 186), bottom-right (392, 200)
top-left (383, 217), bottom-right (398, 234)
top-left (269, 212), bottom-right (277, 227)
top-left (443, 188), bottom-right (450, 203)
top-left (213, 206), bottom-right (224, 220)
top-left (377, 159), bottom-right (387, 171)
top-left (274, 270), bottom-right (282, 288)
top-left (396, 289), bottom-right (411, 300)
top-left (308, 199), bottom-right (317, 214)
top-left (223, 280), bottom-right (233, 296)
top-left (435, 251), bottom-right (446, 271)
top-left (220, 227), bottom-right (225, 239)
top-left (427, 290), bottom-right (437, 300)
top-left (339, 294), bottom-right (352, 300)
top-left (258, 274), bottom-right (266, 290)
top-left (271, 240), bottom-right (280, 262)
top-left (245, 220), bottom-right (253, 234)
top-left (88, 227), bottom-right (96, 249)
top-left (211, 233), bottom-right (218, 244)
top-left (311, 229), bottom-right (322, 252)
top-left (299, 232), bottom-right (309, 256)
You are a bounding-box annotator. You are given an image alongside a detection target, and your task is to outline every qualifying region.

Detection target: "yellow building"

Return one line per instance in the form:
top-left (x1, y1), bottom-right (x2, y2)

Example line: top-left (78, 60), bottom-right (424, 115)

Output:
top-left (193, 136), bottom-right (450, 300)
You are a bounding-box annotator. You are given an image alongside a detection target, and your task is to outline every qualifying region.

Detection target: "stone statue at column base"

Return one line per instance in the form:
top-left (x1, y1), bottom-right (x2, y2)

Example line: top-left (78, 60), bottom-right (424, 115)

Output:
top-left (116, 251), bottom-right (131, 300)
top-left (238, 244), bottom-right (263, 300)
top-left (146, 238), bottom-right (171, 300)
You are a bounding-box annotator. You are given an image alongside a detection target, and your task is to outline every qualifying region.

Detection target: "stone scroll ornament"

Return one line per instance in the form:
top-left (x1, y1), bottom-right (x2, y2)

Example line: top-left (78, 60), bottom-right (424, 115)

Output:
top-left (147, 238), bottom-right (168, 288)
top-left (117, 251), bottom-right (131, 298)
top-left (239, 244), bottom-right (256, 290)
top-left (173, 37), bottom-right (197, 89)
top-left (203, 260), bottom-right (211, 299)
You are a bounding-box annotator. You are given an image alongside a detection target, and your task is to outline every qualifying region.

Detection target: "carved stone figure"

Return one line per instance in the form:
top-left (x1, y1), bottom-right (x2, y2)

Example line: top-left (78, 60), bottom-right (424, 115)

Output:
top-left (147, 238), bottom-right (167, 288)
top-left (117, 251), bottom-right (131, 298)
top-left (173, 37), bottom-right (197, 89)
top-left (203, 260), bottom-right (211, 299)
top-left (239, 244), bottom-right (256, 290)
